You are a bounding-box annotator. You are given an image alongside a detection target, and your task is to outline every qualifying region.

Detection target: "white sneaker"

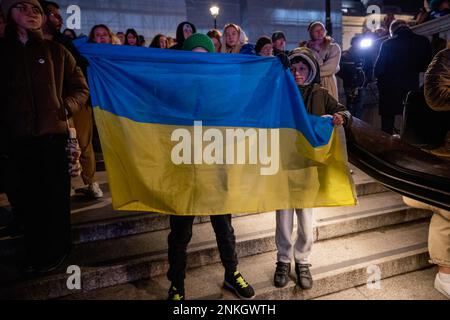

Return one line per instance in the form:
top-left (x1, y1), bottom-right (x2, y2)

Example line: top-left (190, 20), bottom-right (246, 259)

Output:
top-left (434, 273), bottom-right (450, 299)
top-left (87, 182), bottom-right (104, 199)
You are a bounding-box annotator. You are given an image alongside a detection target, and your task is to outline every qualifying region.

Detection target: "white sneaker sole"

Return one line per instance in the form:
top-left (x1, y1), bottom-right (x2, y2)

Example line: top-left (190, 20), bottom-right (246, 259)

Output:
top-left (434, 278), bottom-right (450, 299)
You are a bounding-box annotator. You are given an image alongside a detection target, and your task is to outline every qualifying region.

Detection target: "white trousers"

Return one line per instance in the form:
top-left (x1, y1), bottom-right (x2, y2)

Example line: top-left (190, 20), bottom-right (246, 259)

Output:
top-left (275, 208), bottom-right (314, 264)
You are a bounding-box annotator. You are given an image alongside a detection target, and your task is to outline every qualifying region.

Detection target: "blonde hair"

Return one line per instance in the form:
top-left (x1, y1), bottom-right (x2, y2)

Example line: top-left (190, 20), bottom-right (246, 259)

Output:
top-left (88, 24), bottom-right (114, 44)
top-left (111, 34), bottom-right (122, 45)
top-left (221, 23), bottom-right (243, 54)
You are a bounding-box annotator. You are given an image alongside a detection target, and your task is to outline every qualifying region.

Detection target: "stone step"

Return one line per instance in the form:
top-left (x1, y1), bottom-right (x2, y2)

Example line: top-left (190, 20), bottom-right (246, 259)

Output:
top-left (314, 266), bottom-right (448, 300)
top-left (0, 192), bottom-right (431, 300)
top-left (69, 164), bottom-right (387, 244)
top-left (0, 165), bottom-right (388, 250)
top-left (62, 221), bottom-right (432, 300)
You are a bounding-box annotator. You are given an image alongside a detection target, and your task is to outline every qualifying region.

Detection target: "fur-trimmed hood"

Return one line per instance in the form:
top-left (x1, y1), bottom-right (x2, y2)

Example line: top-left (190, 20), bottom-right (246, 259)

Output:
top-left (288, 47), bottom-right (321, 86)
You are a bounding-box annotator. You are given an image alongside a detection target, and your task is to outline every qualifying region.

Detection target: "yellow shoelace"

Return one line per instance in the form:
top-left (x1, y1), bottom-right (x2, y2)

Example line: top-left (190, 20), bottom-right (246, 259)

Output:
top-left (234, 272), bottom-right (248, 288)
top-left (173, 294), bottom-right (184, 300)
top-left (171, 286), bottom-right (184, 300)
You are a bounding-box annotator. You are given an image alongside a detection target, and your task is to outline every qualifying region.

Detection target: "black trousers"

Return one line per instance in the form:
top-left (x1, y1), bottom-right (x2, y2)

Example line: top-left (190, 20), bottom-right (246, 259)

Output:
top-left (167, 214), bottom-right (238, 287)
top-left (7, 135), bottom-right (71, 267)
top-left (381, 115), bottom-right (396, 135)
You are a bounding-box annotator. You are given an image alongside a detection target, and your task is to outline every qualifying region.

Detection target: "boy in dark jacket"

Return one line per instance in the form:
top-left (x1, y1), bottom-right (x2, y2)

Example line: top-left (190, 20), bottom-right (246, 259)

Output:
top-left (166, 33), bottom-right (255, 301)
top-left (274, 47), bottom-right (351, 290)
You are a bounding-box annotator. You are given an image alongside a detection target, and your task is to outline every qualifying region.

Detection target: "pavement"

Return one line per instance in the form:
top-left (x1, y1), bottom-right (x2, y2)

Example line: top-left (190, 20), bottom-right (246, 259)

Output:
top-left (315, 266), bottom-right (448, 300)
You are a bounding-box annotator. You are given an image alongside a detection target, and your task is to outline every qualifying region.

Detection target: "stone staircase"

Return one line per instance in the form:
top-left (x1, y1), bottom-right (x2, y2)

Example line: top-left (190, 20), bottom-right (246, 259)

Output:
top-left (0, 165), bottom-right (434, 300)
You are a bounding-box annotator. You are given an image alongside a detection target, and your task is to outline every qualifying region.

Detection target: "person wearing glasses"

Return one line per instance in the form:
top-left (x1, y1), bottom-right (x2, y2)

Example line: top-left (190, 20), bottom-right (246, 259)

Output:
top-left (39, 0), bottom-right (104, 200)
top-left (255, 36), bottom-right (273, 57)
top-left (0, 0), bottom-right (89, 274)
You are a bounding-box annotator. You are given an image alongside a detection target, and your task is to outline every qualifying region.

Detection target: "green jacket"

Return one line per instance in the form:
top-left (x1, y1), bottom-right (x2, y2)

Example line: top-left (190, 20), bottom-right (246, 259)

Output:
top-left (299, 83), bottom-right (352, 127)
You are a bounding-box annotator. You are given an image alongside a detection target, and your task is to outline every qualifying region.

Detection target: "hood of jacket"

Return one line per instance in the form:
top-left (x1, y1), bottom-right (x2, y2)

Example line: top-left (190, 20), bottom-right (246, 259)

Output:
top-left (288, 47), bottom-right (321, 86)
top-left (4, 23), bottom-right (44, 44)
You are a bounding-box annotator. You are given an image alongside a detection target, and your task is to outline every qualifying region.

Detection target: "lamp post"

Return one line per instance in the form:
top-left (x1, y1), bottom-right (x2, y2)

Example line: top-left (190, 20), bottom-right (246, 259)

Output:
top-left (210, 5), bottom-right (220, 29)
top-left (325, 0), bottom-right (333, 36)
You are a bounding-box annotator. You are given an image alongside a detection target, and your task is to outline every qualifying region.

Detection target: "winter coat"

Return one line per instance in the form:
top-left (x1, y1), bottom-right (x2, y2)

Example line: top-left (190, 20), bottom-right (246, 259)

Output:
top-left (273, 47), bottom-right (289, 56)
top-left (0, 28), bottom-right (89, 154)
top-left (374, 26), bottom-right (432, 116)
top-left (53, 32), bottom-right (89, 76)
top-left (300, 37), bottom-right (341, 101)
top-left (239, 43), bottom-right (255, 55)
top-left (300, 84), bottom-right (351, 127)
top-left (424, 48), bottom-right (450, 112)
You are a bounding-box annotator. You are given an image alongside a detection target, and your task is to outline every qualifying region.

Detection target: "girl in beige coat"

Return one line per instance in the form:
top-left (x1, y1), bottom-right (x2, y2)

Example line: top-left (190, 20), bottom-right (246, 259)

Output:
top-left (300, 21), bottom-right (341, 101)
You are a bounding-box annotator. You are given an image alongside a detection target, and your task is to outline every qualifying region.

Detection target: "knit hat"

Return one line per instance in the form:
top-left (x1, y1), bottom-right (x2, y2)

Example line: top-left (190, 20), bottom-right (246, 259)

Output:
top-left (255, 36), bottom-right (272, 54)
top-left (271, 31), bottom-right (286, 42)
top-left (288, 47), bottom-right (320, 86)
top-left (430, 0), bottom-right (445, 10)
top-left (183, 33), bottom-right (215, 53)
top-left (308, 21), bottom-right (326, 32)
top-left (1, 0), bottom-right (44, 17)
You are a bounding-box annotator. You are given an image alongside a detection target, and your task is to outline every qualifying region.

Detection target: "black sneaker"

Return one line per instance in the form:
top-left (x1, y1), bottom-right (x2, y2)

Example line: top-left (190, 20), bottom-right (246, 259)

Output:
top-left (168, 285), bottom-right (185, 301)
top-left (22, 251), bottom-right (70, 278)
top-left (295, 263), bottom-right (313, 289)
top-left (274, 261), bottom-right (291, 288)
top-left (224, 271), bottom-right (255, 300)
top-left (0, 222), bottom-right (24, 239)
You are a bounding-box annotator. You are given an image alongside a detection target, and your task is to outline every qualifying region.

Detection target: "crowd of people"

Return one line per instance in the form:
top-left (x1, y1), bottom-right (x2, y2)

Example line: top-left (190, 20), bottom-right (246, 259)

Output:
top-left (0, 0), bottom-right (449, 301)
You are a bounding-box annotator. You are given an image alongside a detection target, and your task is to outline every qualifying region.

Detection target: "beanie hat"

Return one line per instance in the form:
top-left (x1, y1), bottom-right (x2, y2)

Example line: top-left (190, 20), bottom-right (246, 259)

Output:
top-left (430, 0), bottom-right (445, 11)
top-left (255, 36), bottom-right (272, 54)
top-left (271, 31), bottom-right (286, 42)
top-left (308, 21), bottom-right (326, 32)
top-left (183, 33), bottom-right (215, 53)
top-left (288, 47), bottom-right (320, 86)
top-left (1, 0), bottom-right (44, 18)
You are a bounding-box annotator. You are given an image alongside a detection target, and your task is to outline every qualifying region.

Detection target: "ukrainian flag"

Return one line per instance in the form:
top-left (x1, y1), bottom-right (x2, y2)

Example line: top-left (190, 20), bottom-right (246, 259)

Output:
top-left (75, 39), bottom-right (356, 215)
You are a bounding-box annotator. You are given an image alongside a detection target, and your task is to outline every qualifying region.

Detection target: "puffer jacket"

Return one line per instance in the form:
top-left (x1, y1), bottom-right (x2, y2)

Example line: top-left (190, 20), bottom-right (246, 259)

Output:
top-left (424, 48), bottom-right (450, 112)
top-left (0, 27), bottom-right (89, 154)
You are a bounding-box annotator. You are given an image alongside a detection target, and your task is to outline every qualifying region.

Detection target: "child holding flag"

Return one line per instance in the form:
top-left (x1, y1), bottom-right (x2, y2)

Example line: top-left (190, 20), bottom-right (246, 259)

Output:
top-left (274, 47), bottom-right (352, 289)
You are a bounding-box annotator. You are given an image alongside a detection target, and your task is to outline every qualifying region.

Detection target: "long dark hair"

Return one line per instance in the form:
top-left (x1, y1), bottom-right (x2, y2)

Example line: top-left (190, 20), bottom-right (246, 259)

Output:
top-left (175, 21), bottom-right (196, 46)
top-left (125, 28), bottom-right (139, 46)
top-left (63, 28), bottom-right (77, 39)
top-left (149, 34), bottom-right (167, 48)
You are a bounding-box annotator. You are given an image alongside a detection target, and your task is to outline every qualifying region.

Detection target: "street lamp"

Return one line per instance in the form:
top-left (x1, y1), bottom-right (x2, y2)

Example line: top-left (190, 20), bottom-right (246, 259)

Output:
top-left (210, 5), bottom-right (220, 29)
top-left (325, 0), bottom-right (332, 36)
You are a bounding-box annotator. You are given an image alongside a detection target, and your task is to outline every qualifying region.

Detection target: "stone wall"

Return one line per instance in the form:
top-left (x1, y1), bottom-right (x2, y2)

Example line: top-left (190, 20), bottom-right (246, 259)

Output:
top-left (55, 0), bottom-right (342, 48)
